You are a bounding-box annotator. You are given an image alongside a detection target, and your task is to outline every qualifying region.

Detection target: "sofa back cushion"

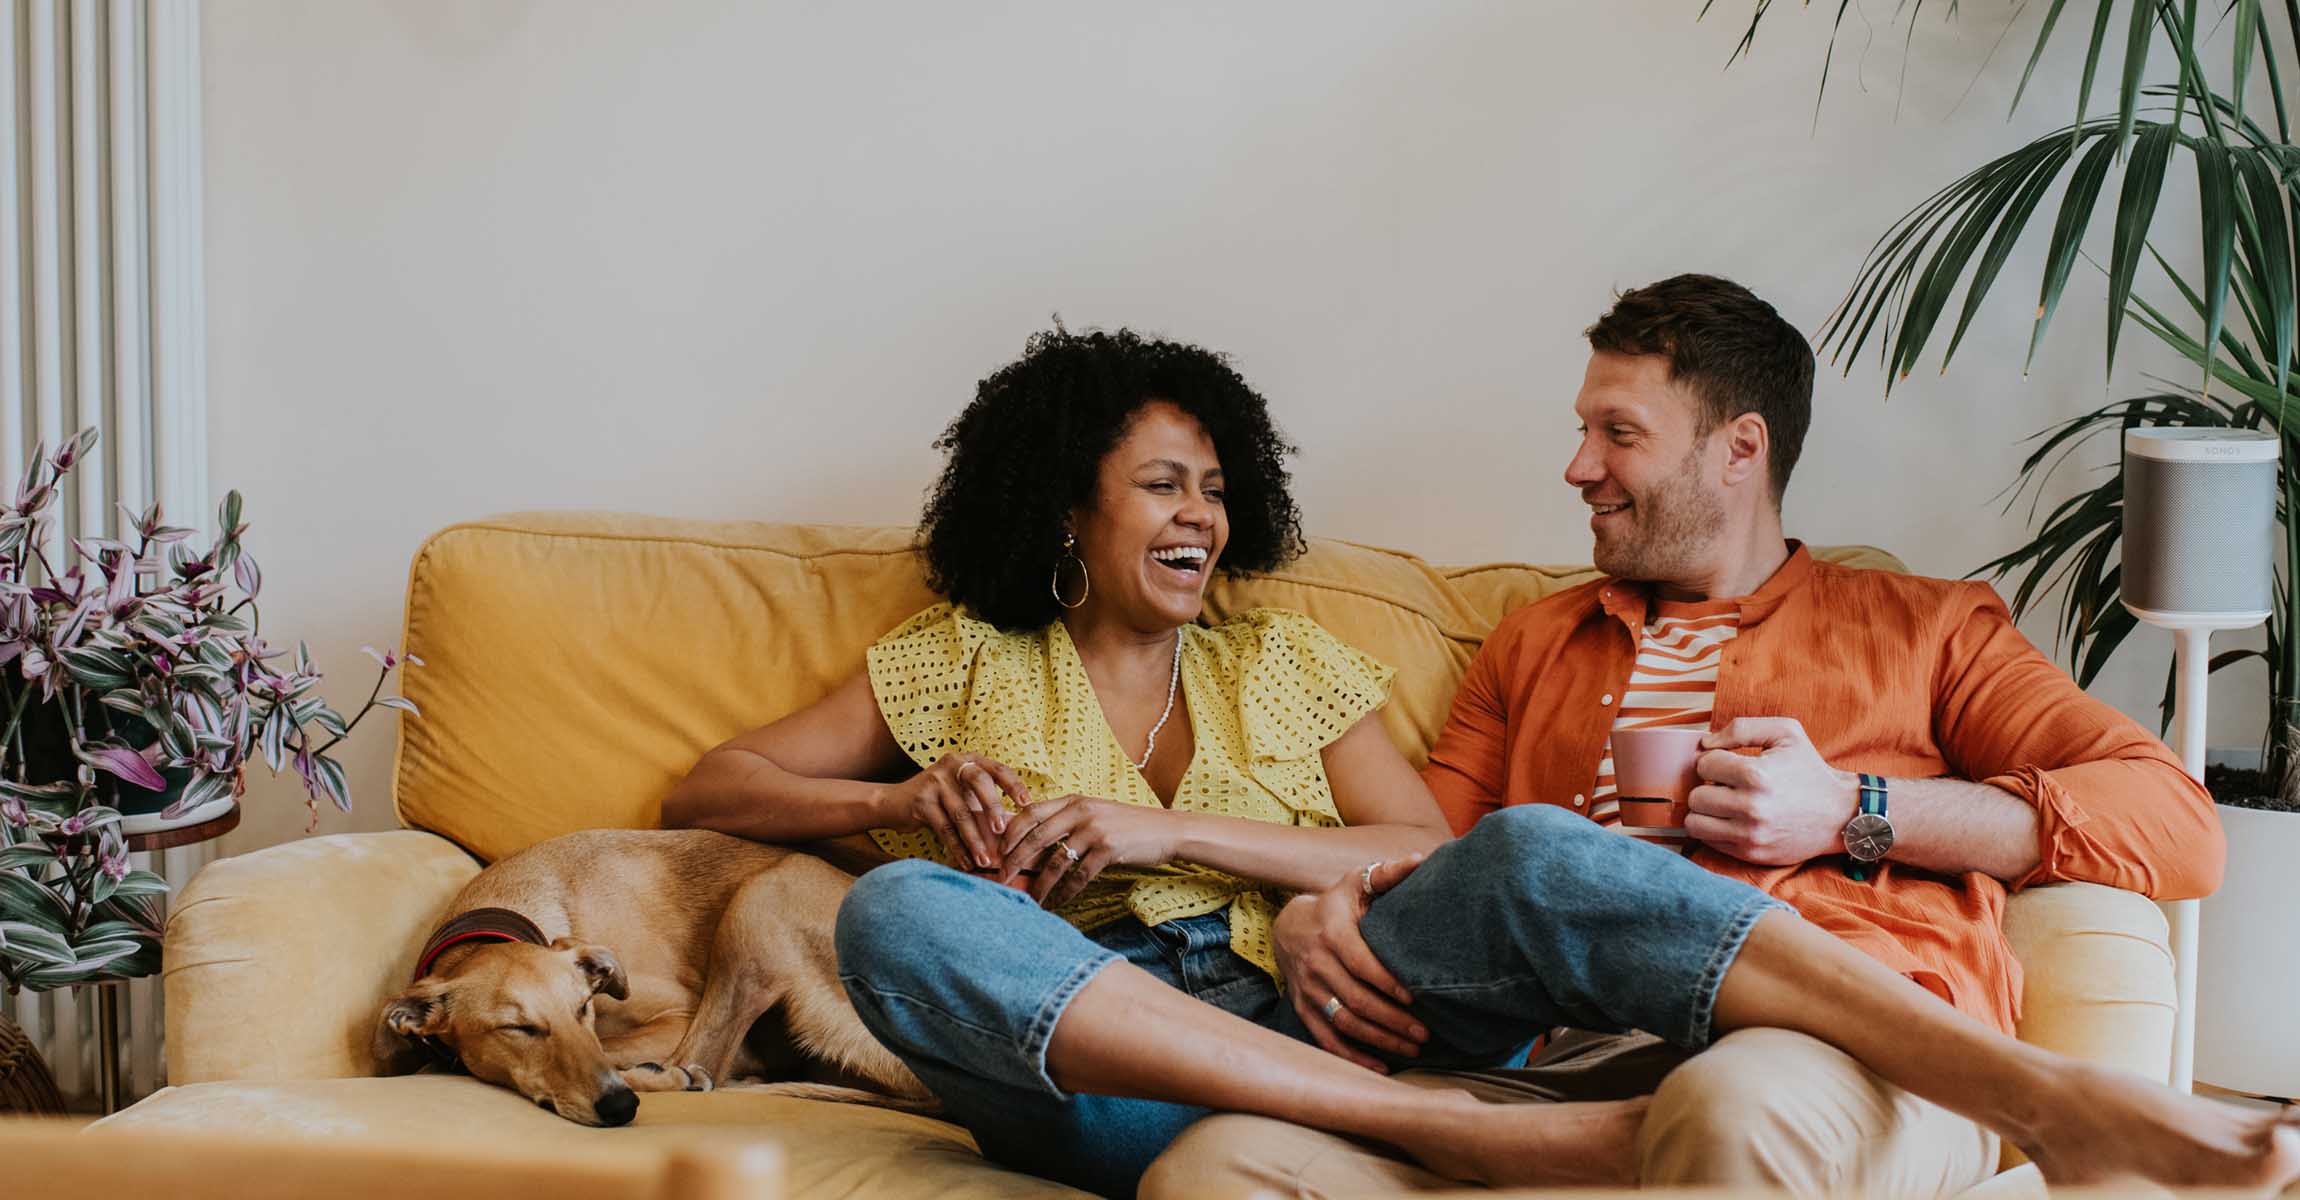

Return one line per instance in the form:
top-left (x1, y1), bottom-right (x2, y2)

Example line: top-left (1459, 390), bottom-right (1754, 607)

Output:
top-left (395, 512), bottom-right (1898, 864)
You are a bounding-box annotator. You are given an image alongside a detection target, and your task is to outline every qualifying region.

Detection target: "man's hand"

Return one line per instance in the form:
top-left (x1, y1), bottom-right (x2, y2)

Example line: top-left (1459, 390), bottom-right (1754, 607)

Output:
top-left (1687, 717), bottom-right (1857, 866)
top-left (1271, 855), bottom-right (1430, 1072)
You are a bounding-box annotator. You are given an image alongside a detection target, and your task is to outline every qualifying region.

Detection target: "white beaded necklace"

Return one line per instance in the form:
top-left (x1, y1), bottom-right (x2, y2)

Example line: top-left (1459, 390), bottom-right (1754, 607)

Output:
top-left (1131, 632), bottom-right (1183, 771)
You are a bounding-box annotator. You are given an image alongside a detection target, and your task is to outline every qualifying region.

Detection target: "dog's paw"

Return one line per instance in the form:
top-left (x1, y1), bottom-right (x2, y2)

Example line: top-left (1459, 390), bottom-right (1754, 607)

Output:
top-left (682, 1064), bottom-right (714, 1093)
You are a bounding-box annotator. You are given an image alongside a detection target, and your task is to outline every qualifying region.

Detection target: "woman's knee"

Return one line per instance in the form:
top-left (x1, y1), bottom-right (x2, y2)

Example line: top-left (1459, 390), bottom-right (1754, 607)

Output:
top-left (833, 858), bottom-right (972, 991)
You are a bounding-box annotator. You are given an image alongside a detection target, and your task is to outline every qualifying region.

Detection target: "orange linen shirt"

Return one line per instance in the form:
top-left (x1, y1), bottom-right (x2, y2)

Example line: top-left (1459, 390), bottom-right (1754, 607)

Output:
top-left (1421, 542), bottom-right (2224, 1035)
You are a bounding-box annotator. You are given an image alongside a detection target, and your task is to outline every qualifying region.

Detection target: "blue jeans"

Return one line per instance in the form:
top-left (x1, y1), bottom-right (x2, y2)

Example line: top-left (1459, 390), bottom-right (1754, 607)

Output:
top-left (835, 804), bottom-right (1786, 1199)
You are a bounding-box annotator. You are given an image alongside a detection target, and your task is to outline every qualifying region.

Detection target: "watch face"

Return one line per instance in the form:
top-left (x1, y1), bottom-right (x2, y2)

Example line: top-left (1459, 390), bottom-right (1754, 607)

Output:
top-left (1845, 812), bottom-right (1895, 863)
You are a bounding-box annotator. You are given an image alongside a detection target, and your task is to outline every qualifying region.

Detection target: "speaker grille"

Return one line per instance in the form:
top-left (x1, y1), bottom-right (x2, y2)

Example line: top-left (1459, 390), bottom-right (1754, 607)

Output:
top-left (2122, 455), bottom-right (2276, 617)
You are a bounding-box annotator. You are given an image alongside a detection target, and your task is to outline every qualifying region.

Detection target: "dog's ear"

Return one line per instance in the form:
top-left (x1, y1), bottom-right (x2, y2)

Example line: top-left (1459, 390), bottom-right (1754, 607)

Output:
top-left (371, 980), bottom-right (453, 1075)
top-left (553, 938), bottom-right (628, 1001)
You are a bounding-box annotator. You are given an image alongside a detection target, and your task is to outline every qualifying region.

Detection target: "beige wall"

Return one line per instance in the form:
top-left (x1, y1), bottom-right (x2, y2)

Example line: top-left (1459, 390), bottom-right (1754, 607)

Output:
top-left (201, 1), bottom-right (2249, 856)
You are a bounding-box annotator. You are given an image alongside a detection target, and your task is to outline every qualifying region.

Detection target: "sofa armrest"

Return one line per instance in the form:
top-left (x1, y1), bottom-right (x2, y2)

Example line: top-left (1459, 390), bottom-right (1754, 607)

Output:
top-left (163, 830), bottom-right (480, 1083)
top-left (2001, 881), bottom-right (2175, 1076)
top-left (1994, 881), bottom-right (2174, 1172)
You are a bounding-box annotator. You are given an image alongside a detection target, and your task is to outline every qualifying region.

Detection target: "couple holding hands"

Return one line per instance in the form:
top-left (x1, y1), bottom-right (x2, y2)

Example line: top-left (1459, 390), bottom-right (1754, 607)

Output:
top-left (665, 274), bottom-right (2299, 1198)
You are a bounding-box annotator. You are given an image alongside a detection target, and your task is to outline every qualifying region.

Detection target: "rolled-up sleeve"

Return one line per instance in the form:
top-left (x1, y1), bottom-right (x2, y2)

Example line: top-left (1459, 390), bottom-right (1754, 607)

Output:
top-left (1422, 624), bottom-right (1513, 836)
top-left (1934, 582), bottom-right (2224, 899)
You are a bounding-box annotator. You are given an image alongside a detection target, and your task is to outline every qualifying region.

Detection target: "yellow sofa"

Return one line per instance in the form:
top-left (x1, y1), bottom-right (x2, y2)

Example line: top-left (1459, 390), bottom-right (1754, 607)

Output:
top-left (100, 513), bottom-right (2177, 1197)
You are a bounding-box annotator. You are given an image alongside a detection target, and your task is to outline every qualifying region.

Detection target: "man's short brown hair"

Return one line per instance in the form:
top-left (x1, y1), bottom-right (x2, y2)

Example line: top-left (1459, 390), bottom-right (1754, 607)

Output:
top-left (1584, 274), bottom-right (1814, 504)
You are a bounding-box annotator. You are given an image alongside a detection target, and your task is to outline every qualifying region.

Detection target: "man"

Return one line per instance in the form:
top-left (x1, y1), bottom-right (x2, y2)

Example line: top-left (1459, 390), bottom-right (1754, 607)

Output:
top-left (1143, 274), bottom-right (2224, 1196)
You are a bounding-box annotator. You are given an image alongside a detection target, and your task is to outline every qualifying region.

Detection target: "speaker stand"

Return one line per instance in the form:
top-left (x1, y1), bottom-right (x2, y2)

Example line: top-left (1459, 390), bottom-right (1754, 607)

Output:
top-left (2166, 625), bottom-right (2209, 1093)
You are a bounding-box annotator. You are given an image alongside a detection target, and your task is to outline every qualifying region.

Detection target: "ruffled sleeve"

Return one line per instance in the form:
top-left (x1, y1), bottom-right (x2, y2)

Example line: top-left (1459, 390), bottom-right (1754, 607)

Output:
top-left (864, 603), bottom-right (1058, 868)
top-left (1205, 609), bottom-right (1395, 826)
top-left (1232, 609), bottom-right (1395, 762)
top-left (866, 602), bottom-right (996, 771)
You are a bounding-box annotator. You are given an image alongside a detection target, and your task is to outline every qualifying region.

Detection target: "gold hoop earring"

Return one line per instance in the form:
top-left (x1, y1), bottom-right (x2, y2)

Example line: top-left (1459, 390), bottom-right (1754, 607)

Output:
top-left (1052, 533), bottom-right (1090, 609)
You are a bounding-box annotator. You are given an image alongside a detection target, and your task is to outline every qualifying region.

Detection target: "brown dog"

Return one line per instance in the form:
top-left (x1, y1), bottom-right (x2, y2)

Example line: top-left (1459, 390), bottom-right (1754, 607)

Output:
top-left (372, 828), bottom-right (928, 1125)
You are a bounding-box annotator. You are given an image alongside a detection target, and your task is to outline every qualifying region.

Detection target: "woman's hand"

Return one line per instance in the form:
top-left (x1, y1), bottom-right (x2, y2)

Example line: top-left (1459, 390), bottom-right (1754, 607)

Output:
top-left (878, 754), bottom-right (1031, 871)
top-left (1272, 855), bottom-right (1429, 1072)
top-left (999, 795), bottom-right (1185, 907)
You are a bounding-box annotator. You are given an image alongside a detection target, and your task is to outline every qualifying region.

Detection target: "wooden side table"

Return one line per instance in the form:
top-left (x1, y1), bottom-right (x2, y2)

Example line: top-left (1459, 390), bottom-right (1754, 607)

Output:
top-left (91, 804), bottom-right (240, 1114)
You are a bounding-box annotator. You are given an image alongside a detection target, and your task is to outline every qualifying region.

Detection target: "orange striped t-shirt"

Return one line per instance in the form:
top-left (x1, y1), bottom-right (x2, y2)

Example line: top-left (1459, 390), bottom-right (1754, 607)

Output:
top-left (1591, 598), bottom-right (1739, 844)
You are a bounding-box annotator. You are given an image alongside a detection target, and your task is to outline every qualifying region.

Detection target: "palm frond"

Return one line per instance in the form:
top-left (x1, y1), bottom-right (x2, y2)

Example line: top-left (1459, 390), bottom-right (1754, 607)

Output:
top-left (1710, 0), bottom-right (2300, 773)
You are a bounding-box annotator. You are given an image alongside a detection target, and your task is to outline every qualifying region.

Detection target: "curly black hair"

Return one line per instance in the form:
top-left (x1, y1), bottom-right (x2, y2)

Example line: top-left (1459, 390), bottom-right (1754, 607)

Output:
top-left (919, 326), bottom-right (1306, 631)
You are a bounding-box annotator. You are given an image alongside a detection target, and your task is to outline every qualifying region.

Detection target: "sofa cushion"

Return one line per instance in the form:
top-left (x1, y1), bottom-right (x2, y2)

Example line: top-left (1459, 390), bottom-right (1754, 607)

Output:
top-left (396, 513), bottom-right (1903, 865)
top-left (396, 515), bottom-right (938, 865)
top-left (96, 1075), bottom-right (1086, 1199)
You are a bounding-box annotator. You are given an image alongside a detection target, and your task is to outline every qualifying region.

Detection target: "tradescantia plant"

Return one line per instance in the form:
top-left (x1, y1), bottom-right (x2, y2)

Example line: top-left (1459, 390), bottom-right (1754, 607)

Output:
top-left (1707, 2), bottom-right (2300, 800)
top-left (0, 429), bottom-right (419, 992)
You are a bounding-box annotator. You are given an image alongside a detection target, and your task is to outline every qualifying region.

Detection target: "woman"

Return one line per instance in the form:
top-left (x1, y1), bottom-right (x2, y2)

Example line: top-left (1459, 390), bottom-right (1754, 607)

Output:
top-left (664, 327), bottom-right (2297, 1199)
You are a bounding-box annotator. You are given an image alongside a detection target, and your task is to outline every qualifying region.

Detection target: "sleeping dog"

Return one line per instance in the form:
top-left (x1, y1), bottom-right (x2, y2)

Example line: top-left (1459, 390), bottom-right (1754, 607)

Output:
top-left (372, 828), bottom-right (929, 1125)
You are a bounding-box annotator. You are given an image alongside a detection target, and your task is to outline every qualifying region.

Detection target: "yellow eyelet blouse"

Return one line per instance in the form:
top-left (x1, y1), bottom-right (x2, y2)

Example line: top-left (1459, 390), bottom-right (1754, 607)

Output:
top-left (865, 602), bottom-right (1394, 980)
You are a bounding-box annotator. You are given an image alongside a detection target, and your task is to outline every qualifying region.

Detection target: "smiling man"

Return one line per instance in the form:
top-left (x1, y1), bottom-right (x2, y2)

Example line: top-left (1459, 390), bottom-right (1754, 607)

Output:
top-left (1146, 274), bottom-right (2226, 1196)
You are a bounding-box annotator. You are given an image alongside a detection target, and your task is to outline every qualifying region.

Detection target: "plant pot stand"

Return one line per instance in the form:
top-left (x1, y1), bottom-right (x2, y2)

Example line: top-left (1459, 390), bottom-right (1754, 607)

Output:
top-left (120, 803), bottom-right (237, 853)
top-left (79, 804), bottom-right (239, 1113)
top-left (2194, 802), bottom-right (2300, 1101)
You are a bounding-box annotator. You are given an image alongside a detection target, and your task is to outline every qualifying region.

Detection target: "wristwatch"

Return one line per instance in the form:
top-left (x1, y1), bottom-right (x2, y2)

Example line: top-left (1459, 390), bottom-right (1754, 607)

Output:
top-left (1842, 773), bottom-right (1894, 882)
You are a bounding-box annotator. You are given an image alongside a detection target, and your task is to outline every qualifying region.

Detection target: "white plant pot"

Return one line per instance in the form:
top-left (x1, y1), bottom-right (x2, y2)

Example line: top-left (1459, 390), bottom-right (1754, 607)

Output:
top-left (2194, 802), bottom-right (2300, 1098)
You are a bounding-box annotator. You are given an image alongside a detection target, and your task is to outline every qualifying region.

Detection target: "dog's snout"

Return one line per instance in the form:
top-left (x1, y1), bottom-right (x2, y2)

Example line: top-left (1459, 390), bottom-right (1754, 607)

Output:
top-left (594, 1087), bottom-right (638, 1127)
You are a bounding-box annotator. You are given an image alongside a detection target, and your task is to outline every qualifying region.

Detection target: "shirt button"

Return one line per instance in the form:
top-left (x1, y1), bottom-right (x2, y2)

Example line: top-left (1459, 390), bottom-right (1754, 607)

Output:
top-left (1601, 693), bottom-right (1614, 705)
top-left (1572, 794), bottom-right (1586, 807)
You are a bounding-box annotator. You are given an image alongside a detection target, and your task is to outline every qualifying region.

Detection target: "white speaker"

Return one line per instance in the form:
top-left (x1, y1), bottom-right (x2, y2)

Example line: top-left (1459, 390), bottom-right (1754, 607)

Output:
top-left (2121, 428), bottom-right (2278, 630)
top-left (2117, 425), bottom-right (2281, 1095)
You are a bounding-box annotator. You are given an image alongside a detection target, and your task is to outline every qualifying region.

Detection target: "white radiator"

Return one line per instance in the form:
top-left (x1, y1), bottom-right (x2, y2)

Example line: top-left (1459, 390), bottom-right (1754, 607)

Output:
top-left (0, 0), bottom-right (207, 1112)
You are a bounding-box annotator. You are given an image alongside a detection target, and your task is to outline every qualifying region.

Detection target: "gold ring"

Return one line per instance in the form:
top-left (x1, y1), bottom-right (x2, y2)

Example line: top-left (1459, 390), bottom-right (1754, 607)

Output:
top-left (1056, 839), bottom-right (1082, 864)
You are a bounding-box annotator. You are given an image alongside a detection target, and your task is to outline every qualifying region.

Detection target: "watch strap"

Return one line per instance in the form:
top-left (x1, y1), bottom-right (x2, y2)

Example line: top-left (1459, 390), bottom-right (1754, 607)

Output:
top-left (1847, 773), bottom-right (1888, 882)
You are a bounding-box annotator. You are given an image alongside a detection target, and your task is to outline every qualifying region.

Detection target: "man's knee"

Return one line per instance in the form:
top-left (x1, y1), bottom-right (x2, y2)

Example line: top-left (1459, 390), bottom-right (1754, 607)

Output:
top-left (1144, 1112), bottom-right (1432, 1200)
top-left (1140, 1115), bottom-right (1294, 1200)
top-left (1436, 804), bottom-right (1611, 908)
top-left (1639, 1028), bottom-right (1888, 1190)
top-left (1463, 802), bottom-right (1584, 853)
top-left (1638, 1027), bottom-right (1995, 1195)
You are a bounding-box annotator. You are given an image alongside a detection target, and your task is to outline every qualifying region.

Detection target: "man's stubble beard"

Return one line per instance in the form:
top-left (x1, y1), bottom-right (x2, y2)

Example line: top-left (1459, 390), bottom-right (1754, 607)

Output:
top-left (1591, 442), bottom-right (1725, 584)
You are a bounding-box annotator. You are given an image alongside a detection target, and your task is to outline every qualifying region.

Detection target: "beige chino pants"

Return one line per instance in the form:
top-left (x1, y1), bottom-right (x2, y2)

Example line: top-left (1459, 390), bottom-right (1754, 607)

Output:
top-left (1139, 1027), bottom-right (1999, 1199)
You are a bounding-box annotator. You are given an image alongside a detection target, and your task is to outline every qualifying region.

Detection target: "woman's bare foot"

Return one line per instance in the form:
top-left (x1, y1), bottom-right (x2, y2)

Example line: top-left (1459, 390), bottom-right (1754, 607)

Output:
top-left (1387, 1093), bottom-right (1649, 1189)
top-left (2020, 1065), bottom-right (2300, 1192)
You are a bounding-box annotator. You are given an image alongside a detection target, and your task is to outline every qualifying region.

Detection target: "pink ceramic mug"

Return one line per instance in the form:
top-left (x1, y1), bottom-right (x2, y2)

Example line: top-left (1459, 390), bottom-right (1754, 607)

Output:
top-left (1610, 727), bottom-right (1709, 829)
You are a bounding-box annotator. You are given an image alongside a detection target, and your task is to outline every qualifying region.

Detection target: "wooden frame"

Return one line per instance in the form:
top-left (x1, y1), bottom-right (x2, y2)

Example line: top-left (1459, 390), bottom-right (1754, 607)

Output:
top-left (0, 1118), bottom-right (784, 1200)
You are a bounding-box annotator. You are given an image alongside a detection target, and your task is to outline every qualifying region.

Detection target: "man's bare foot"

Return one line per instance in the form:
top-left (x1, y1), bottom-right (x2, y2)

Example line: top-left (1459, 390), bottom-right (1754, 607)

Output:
top-left (1388, 1093), bottom-right (1649, 1189)
top-left (2020, 1065), bottom-right (2300, 1192)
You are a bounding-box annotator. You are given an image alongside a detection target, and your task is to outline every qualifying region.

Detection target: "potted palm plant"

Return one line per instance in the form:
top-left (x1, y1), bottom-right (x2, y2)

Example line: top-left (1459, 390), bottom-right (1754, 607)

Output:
top-left (0, 429), bottom-right (414, 1000)
top-left (1699, 1), bottom-right (2299, 1096)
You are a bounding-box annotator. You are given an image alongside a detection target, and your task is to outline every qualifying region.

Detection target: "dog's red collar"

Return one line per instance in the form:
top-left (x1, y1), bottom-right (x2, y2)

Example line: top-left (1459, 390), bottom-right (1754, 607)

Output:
top-left (412, 907), bottom-right (549, 981)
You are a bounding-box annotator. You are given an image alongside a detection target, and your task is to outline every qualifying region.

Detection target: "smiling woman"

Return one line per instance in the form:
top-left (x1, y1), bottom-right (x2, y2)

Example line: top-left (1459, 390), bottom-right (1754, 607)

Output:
top-left (915, 326), bottom-right (1305, 633)
top-left (661, 323), bottom-right (1448, 904)
top-left (658, 323), bottom-right (1463, 1191)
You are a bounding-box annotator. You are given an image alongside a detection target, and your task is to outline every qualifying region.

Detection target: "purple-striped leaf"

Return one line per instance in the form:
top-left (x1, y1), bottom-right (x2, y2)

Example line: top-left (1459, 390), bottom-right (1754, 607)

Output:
top-left (85, 746), bottom-right (165, 791)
